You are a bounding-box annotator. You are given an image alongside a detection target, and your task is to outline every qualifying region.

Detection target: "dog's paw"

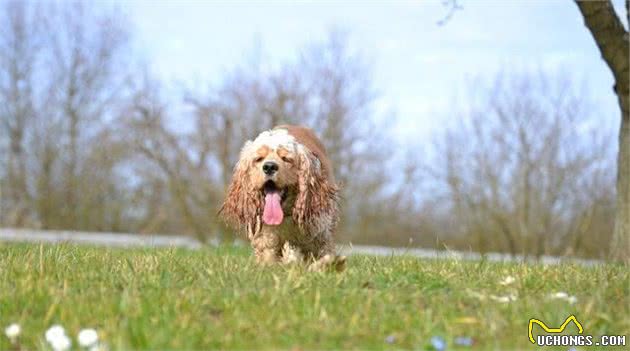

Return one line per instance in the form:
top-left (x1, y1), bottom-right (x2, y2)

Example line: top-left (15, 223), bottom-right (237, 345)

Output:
top-left (308, 254), bottom-right (347, 272)
top-left (332, 255), bottom-right (347, 272)
top-left (281, 242), bottom-right (304, 264)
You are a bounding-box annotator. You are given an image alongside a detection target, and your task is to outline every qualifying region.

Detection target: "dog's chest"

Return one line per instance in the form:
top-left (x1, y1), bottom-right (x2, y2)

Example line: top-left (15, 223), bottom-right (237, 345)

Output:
top-left (263, 217), bottom-right (305, 243)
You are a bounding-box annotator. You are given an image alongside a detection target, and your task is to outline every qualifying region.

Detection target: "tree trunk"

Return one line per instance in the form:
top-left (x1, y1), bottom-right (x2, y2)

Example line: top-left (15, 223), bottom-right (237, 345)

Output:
top-left (575, 0), bottom-right (629, 262)
top-left (616, 117), bottom-right (630, 261)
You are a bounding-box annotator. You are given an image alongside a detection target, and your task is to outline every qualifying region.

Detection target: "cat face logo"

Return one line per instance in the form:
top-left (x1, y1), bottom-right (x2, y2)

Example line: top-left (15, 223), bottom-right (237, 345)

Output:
top-left (528, 315), bottom-right (583, 344)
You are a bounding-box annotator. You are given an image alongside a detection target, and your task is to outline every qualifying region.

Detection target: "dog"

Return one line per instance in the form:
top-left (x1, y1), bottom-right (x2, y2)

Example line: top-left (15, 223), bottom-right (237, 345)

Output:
top-left (220, 125), bottom-right (345, 271)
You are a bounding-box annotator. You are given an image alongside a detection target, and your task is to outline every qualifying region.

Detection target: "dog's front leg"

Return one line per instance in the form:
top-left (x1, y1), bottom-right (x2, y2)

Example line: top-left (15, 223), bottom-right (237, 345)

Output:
top-left (308, 253), bottom-right (347, 272)
top-left (251, 229), bottom-right (281, 264)
top-left (306, 231), bottom-right (346, 272)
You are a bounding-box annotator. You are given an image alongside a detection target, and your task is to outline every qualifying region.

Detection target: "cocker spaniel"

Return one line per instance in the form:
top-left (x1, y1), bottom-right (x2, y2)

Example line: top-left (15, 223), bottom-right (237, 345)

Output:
top-left (220, 125), bottom-right (346, 271)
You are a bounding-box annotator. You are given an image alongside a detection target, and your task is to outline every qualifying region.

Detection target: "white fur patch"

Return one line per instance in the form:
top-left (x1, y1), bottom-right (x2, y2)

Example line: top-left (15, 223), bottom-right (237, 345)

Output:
top-left (241, 128), bottom-right (307, 157)
top-left (281, 242), bottom-right (304, 264)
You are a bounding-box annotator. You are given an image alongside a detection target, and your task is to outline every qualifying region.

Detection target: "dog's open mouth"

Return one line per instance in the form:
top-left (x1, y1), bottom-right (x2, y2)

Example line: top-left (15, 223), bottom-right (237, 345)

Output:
top-left (262, 181), bottom-right (287, 226)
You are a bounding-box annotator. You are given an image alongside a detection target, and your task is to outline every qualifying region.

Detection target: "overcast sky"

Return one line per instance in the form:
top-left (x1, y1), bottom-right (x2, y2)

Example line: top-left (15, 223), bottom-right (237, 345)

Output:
top-left (127, 0), bottom-right (628, 140)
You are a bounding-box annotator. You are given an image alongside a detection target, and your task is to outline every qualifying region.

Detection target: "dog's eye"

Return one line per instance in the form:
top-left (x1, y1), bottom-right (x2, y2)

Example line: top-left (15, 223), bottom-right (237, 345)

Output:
top-left (254, 157), bottom-right (264, 163)
top-left (281, 157), bottom-right (293, 164)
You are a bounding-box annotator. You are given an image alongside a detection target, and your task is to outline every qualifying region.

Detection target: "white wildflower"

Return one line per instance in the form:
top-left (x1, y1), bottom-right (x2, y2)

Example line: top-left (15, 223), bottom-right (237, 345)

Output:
top-left (78, 328), bottom-right (99, 348)
top-left (550, 292), bottom-right (569, 299)
top-left (5, 323), bottom-right (21, 342)
top-left (45, 325), bottom-right (66, 343)
top-left (499, 276), bottom-right (516, 286)
top-left (46, 325), bottom-right (72, 351)
top-left (490, 294), bottom-right (517, 303)
top-left (49, 334), bottom-right (72, 351)
top-left (549, 291), bottom-right (577, 304)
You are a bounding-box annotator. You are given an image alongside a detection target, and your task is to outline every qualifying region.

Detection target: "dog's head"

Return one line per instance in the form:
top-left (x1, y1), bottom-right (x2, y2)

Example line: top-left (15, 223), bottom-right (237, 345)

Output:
top-left (219, 127), bottom-right (338, 233)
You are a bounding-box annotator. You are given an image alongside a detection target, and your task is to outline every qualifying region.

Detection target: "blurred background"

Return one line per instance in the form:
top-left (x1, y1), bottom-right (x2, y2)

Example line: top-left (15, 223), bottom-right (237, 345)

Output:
top-left (0, 0), bottom-right (627, 259)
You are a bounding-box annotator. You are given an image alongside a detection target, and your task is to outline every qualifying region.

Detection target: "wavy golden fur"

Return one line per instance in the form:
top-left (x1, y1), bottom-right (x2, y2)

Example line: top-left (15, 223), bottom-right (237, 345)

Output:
top-left (220, 125), bottom-right (344, 270)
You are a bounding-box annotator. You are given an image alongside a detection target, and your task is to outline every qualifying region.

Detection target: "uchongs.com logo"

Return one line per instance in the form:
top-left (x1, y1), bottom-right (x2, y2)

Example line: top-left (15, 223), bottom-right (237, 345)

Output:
top-left (528, 315), bottom-right (626, 347)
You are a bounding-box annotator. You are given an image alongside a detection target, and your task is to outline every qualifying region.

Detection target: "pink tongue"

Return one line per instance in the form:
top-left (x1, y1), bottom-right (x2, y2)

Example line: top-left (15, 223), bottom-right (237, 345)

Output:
top-left (263, 192), bottom-right (284, 225)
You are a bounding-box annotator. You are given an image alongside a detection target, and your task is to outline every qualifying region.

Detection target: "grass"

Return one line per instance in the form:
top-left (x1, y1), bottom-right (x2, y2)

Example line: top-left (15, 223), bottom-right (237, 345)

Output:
top-left (0, 243), bottom-right (628, 350)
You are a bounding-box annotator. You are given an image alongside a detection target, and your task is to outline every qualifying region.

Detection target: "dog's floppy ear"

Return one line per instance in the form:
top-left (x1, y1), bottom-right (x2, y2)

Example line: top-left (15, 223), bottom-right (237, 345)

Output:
top-left (219, 142), bottom-right (262, 231)
top-left (292, 148), bottom-right (339, 232)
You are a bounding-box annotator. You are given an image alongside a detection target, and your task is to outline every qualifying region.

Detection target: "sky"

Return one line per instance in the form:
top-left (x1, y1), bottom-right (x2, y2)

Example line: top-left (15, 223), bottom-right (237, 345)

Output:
top-left (127, 0), bottom-right (628, 141)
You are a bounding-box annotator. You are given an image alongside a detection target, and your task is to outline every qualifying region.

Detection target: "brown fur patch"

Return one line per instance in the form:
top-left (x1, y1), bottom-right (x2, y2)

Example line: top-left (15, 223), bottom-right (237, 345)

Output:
top-left (274, 125), bottom-right (334, 182)
top-left (292, 150), bottom-right (339, 232)
top-left (218, 157), bottom-right (263, 230)
top-left (277, 147), bottom-right (289, 158)
top-left (256, 145), bottom-right (270, 158)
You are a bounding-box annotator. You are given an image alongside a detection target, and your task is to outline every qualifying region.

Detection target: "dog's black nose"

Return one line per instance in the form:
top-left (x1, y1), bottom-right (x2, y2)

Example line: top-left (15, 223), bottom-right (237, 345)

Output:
top-left (262, 161), bottom-right (279, 175)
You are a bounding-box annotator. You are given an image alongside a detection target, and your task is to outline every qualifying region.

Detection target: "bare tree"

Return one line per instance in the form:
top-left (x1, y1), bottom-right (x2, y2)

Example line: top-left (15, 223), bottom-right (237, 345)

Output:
top-left (0, 1), bottom-right (134, 231)
top-left (421, 71), bottom-right (614, 258)
top-left (575, 0), bottom-right (629, 261)
top-left (45, 2), bottom-right (131, 228)
top-left (0, 0), bottom-right (42, 226)
top-left (120, 74), bottom-right (223, 241)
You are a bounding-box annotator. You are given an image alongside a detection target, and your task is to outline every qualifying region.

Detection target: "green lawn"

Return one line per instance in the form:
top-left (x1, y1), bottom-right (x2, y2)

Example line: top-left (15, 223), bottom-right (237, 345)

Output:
top-left (0, 243), bottom-right (628, 350)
